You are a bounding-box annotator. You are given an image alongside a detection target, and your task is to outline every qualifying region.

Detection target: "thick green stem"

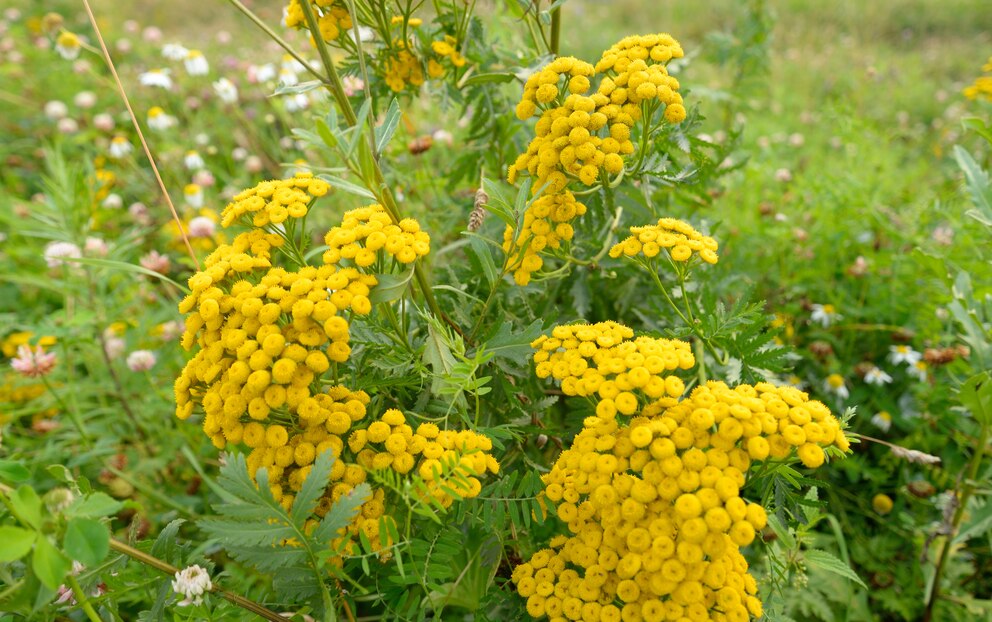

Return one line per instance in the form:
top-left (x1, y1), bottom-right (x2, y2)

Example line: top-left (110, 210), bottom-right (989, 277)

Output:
top-left (108, 539), bottom-right (288, 622)
top-left (923, 418), bottom-right (990, 621)
top-left (549, 5), bottom-right (561, 55)
top-left (67, 574), bottom-right (103, 622)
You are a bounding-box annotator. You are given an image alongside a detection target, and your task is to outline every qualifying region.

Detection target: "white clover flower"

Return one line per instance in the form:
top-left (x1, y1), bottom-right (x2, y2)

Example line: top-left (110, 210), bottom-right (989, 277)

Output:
top-left (104, 336), bottom-right (126, 360)
top-left (57, 118), bottom-right (79, 134)
top-left (864, 366), bottom-right (893, 386)
top-left (172, 564), bottom-right (211, 607)
top-left (102, 193), bottom-right (123, 210)
top-left (810, 303), bottom-right (842, 328)
top-left (73, 90), bottom-right (96, 109)
top-left (84, 236), bottom-right (108, 257)
top-left (55, 31), bottom-right (81, 60)
top-left (44, 100), bottom-right (68, 120)
top-left (161, 42), bottom-right (188, 61)
top-left (871, 411), bottom-right (892, 432)
top-left (824, 373), bottom-right (849, 400)
top-left (184, 150), bottom-right (205, 171)
top-left (126, 350), bottom-right (157, 372)
top-left (184, 184), bottom-right (204, 208)
top-left (44, 241), bottom-right (82, 268)
top-left (158, 321), bottom-right (184, 341)
top-left (93, 113), bottom-right (115, 131)
top-left (147, 107), bottom-right (176, 131)
top-left (888, 344), bottom-right (922, 366)
top-left (187, 216), bottom-right (216, 238)
top-left (139, 69), bottom-right (173, 89)
top-left (184, 49), bottom-right (209, 76)
top-left (213, 77), bottom-right (238, 104)
top-left (140, 250), bottom-right (171, 274)
top-left (108, 136), bottom-right (132, 159)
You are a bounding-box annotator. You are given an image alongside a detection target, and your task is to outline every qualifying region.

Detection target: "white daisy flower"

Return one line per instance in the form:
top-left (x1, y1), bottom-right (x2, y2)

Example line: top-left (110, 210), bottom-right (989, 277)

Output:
top-left (212, 77), bottom-right (238, 104)
top-left (284, 93), bottom-right (309, 112)
top-left (55, 31), bottom-right (81, 60)
top-left (871, 411), bottom-right (892, 432)
top-left (184, 183), bottom-right (204, 208)
top-left (824, 373), bottom-right (849, 400)
top-left (139, 68), bottom-right (173, 89)
top-left (864, 366), bottom-right (893, 386)
top-left (249, 63), bottom-right (276, 83)
top-left (147, 106), bottom-right (176, 131)
top-left (161, 42), bottom-right (188, 61)
top-left (108, 136), bottom-right (132, 159)
top-left (184, 49), bottom-right (209, 76)
top-left (888, 345), bottom-right (922, 366)
top-left (908, 360), bottom-right (928, 382)
top-left (278, 67), bottom-right (299, 87)
top-left (184, 150), bottom-right (205, 171)
top-left (810, 303), bottom-right (842, 328)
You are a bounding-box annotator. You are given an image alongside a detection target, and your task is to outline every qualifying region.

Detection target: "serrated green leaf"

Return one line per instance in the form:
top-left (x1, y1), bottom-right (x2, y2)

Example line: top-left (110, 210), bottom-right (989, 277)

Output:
top-left (767, 513), bottom-right (796, 549)
top-left (291, 450), bottom-right (335, 523)
top-left (479, 319), bottom-right (543, 361)
top-left (273, 80), bottom-right (323, 96)
top-left (804, 549), bottom-right (867, 589)
top-left (68, 492), bottom-right (122, 519)
top-left (63, 518), bottom-right (109, 567)
top-left (32, 536), bottom-right (70, 590)
top-left (0, 525), bottom-right (36, 561)
top-left (466, 235), bottom-right (500, 288)
top-left (958, 372), bottom-right (992, 426)
top-left (315, 117), bottom-right (338, 149)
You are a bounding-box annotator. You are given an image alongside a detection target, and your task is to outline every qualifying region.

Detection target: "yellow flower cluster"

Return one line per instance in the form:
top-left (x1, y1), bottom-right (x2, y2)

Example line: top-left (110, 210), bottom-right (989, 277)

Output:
top-left (284, 0), bottom-right (352, 42)
top-left (221, 171), bottom-right (330, 228)
top-left (609, 218), bottom-right (719, 265)
top-left (514, 323), bottom-right (849, 621)
top-left (177, 174), bottom-right (494, 556)
top-left (531, 321), bottom-right (694, 417)
top-left (429, 35), bottom-right (466, 78)
top-left (963, 56), bottom-right (992, 101)
top-left (503, 34), bottom-right (686, 286)
top-left (502, 191), bottom-right (587, 285)
top-left (322, 204), bottom-right (431, 267)
top-left (383, 41), bottom-right (426, 92)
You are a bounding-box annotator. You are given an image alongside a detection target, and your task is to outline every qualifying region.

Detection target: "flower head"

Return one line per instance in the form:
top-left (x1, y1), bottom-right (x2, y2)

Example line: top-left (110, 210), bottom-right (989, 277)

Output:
top-left (824, 373), bottom-right (849, 400)
top-left (888, 344), bottom-right (921, 366)
top-left (55, 31), bottom-right (80, 60)
top-left (184, 150), bottom-right (205, 171)
top-left (184, 183), bottom-right (204, 208)
top-left (109, 136), bottom-right (132, 159)
top-left (11, 345), bottom-right (57, 378)
top-left (139, 68), bottom-right (173, 89)
top-left (172, 564), bottom-right (211, 607)
top-left (147, 106), bottom-right (176, 131)
top-left (161, 42), bottom-right (188, 61)
top-left (871, 411), bottom-right (892, 432)
top-left (184, 49), bottom-right (209, 76)
top-left (44, 241), bottom-right (82, 268)
top-left (126, 350), bottom-right (157, 372)
top-left (810, 303), bottom-right (841, 328)
top-left (212, 77), bottom-right (238, 104)
top-left (140, 250), bottom-right (171, 274)
top-left (908, 360), bottom-right (928, 382)
top-left (187, 216), bottom-right (216, 238)
top-left (872, 493), bottom-right (893, 515)
top-left (864, 366), bottom-right (893, 386)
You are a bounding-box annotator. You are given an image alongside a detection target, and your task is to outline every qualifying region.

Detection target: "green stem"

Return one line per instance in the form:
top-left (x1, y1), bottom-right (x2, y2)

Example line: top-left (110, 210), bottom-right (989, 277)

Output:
top-left (108, 539), bottom-right (288, 622)
top-left (299, 0), bottom-right (358, 126)
top-left (66, 574), bottom-right (103, 622)
top-left (40, 374), bottom-right (92, 446)
top-left (923, 418), bottom-right (990, 621)
top-left (549, 5), bottom-right (561, 55)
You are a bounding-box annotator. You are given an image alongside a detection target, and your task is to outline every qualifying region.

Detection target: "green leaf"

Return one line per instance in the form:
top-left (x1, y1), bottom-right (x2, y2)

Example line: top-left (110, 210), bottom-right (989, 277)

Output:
top-left (465, 235), bottom-right (500, 288)
top-left (954, 145), bottom-right (992, 225)
top-left (0, 460), bottom-right (30, 484)
top-left (369, 267), bottom-right (415, 304)
top-left (315, 172), bottom-right (376, 200)
top-left (10, 486), bottom-right (42, 529)
top-left (63, 518), bottom-right (109, 567)
top-left (62, 256), bottom-right (188, 292)
top-left (67, 492), bottom-right (123, 519)
top-left (962, 116), bottom-right (992, 146)
top-left (32, 536), bottom-right (70, 590)
top-left (376, 98), bottom-right (402, 154)
top-left (0, 525), bottom-right (37, 561)
top-left (479, 320), bottom-right (543, 362)
top-left (804, 549), bottom-right (867, 589)
top-left (290, 450), bottom-right (335, 523)
top-left (315, 116), bottom-right (338, 149)
top-left (766, 513), bottom-right (796, 549)
top-left (273, 80), bottom-right (323, 96)
top-left (956, 499), bottom-right (992, 544)
top-left (958, 372), bottom-right (992, 426)
top-left (45, 465), bottom-right (73, 484)
top-left (312, 483), bottom-right (371, 546)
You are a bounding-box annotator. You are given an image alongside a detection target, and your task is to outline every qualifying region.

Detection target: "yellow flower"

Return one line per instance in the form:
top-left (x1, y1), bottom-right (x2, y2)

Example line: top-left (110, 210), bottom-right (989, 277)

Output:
top-left (609, 217), bottom-right (718, 264)
top-left (872, 493), bottom-right (894, 515)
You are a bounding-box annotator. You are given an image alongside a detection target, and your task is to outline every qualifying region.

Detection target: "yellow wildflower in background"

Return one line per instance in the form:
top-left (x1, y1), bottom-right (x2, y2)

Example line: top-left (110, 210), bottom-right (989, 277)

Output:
top-left (609, 218), bottom-right (719, 264)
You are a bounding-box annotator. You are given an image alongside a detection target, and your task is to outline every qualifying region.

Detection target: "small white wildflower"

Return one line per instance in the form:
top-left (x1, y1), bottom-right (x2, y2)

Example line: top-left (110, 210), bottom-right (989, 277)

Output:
top-left (810, 303), bottom-right (841, 328)
top-left (278, 67), bottom-right (298, 87)
top-left (184, 184), bottom-right (204, 208)
top-left (73, 90), bottom-right (96, 109)
top-left (44, 100), bottom-right (68, 120)
top-left (44, 241), bottom-right (82, 268)
top-left (161, 42), bottom-right (188, 61)
top-left (84, 236), bottom-right (108, 257)
top-left (908, 360), bottom-right (928, 382)
top-left (184, 50), bottom-right (209, 76)
top-left (249, 63), bottom-right (276, 83)
top-left (824, 373), bottom-right (849, 400)
top-left (104, 336), bottom-right (126, 360)
top-left (871, 411), bottom-right (892, 432)
top-left (888, 344), bottom-right (922, 366)
top-left (774, 168), bottom-right (792, 182)
top-left (102, 193), bottom-right (123, 210)
top-left (213, 77), bottom-right (238, 104)
top-left (108, 136), bottom-right (132, 159)
top-left (139, 68), bottom-right (173, 89)
top-left (184, 150), bottom-right (205, 171)
top-left (55, 31), bottom-right (81, 60)
top-left (864, 366), bottom-right (893, 386)
top-left (172, 564), bottom-right (211, 607)
top-left (147, 107), bottom-right (176, 131)
top-left (283, 93), bottom-right (309, 112)
top-left (57, 117), bottom-right (79, 134)
top-left (187, 216), bottom-right (216, 238)
top-left (126, 350), bottom-right (157, 372)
